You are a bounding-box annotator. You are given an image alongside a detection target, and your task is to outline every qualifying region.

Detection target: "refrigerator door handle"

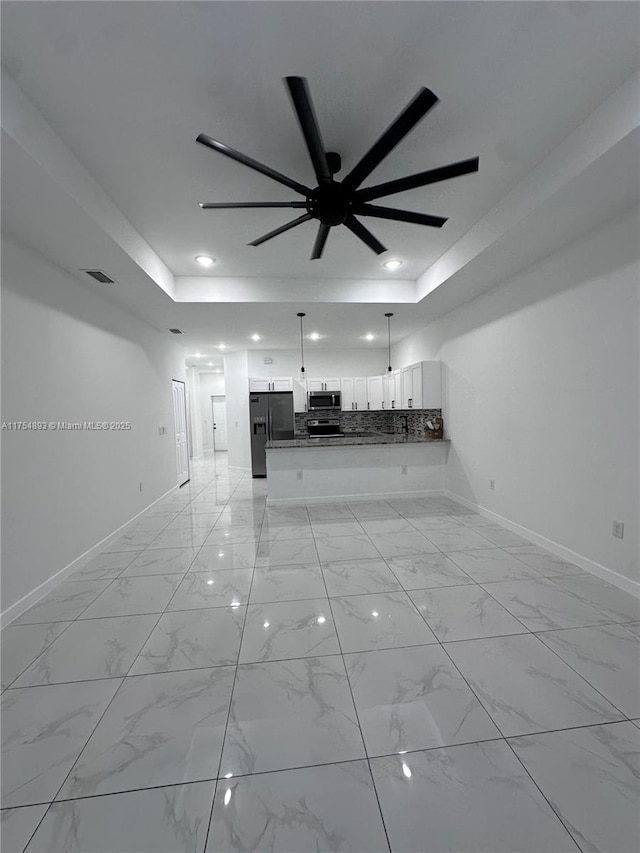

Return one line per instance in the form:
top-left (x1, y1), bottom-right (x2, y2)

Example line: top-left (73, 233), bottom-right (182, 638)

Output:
top-left (267, 406), bottom-right (271, 441)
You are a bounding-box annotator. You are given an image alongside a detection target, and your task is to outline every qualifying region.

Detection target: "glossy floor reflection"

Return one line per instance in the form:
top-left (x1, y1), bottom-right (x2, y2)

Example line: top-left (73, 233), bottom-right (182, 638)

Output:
top-left (2, 453), bottom-right (639, 852)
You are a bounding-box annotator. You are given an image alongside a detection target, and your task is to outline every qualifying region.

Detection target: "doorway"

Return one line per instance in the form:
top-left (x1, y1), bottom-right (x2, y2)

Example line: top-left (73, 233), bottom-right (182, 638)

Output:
top-left (211, 395), bottom-right (228, 451)
top-left (172, 379), bottom-right (190, 486)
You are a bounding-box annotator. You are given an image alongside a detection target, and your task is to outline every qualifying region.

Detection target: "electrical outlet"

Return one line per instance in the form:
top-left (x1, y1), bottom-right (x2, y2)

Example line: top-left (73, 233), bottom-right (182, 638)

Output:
top-left (612, 520), bottom-right (624, 539)
top-left (489, 479), bottom-right (495, 491)
top-left (296, 470), bottom-right (303, 480)
top-left (401, 465), bottom-right (408, 475)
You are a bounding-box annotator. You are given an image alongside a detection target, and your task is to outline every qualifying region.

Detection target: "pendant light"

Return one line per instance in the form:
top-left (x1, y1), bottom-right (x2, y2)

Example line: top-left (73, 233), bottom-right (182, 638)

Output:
top-left (385, 312), bottom-right (393, 372)
top-left (297, 312), bottom-right (306, 377)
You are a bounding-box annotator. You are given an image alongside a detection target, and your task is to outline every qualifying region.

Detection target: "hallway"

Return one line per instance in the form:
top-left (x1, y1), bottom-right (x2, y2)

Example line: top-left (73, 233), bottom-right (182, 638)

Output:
top-left (1, 454), bottom-right (639, 851)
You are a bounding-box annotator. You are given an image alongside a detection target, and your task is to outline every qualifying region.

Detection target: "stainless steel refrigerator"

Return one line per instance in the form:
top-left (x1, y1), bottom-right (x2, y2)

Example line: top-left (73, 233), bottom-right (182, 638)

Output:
top-left (250, 392), bottom-right (294, 477)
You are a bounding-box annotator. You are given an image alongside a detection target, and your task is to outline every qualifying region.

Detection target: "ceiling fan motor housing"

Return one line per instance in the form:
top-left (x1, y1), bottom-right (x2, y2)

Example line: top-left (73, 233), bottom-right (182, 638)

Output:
top-left (307, 182), bottom-right (351, 226)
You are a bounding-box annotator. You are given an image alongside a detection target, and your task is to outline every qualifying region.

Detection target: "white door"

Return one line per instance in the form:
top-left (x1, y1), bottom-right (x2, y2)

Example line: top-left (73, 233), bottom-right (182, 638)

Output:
top-left (211, 395), bottom-right (228, 451)
top-left (172, 379), bottom-right (190, 486)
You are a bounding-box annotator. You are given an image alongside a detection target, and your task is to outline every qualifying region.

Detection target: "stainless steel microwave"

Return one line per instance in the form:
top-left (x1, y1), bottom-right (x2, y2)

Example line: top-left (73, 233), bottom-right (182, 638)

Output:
top-left (307, 390), bottom-right (342, 410)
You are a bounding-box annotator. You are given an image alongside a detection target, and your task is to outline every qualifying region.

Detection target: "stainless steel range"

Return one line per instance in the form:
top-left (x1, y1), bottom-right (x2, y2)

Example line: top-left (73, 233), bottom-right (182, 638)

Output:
top-left (307, 419), bottom-right (343, 437)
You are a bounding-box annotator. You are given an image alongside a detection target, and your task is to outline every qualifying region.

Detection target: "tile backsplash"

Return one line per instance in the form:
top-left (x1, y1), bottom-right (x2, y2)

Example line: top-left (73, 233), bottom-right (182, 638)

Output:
top-left (295, 409), bottom-right (442, 435)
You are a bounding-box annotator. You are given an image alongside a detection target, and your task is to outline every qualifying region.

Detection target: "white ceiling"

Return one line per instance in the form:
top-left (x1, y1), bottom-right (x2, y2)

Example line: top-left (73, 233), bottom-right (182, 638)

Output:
top-left (1, 1), bottom-right (638, 359)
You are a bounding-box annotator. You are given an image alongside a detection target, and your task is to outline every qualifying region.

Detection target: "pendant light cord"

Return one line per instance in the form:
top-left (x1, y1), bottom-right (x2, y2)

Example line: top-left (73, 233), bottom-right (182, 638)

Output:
top-left (297, 312), bottom-right (306, 374)
top-left (385, 312), bottom-right (393, 372)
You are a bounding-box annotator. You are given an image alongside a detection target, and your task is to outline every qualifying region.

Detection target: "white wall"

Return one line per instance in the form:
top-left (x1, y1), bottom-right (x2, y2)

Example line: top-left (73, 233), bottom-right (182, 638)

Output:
top-left (393, 211), bottom-right (639, 586)
top-left (247, 348), bottom-right (387, 379)
top-left (1, 235), bottom-right (187, 616)
top-left (224, 350), bottom-right (251, 470)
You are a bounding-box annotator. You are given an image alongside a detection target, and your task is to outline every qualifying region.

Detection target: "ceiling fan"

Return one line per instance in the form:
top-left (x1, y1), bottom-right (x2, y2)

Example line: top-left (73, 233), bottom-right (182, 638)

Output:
top-left (196, 77), bottom-right (479, 260)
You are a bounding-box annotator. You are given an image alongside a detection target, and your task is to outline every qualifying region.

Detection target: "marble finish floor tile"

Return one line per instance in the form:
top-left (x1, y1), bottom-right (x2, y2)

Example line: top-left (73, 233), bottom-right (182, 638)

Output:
top-left (129, 606), bottom-right (246, 674)
top-left (239, 599), bottom-right (339, 663)
top-left (330, 591), bottom-right (438, 653)
top-left (367, 530), bottom-right (440, 558)
top-left (409, 584), bottom-right (529, 642)
top-left (536, 623), bottom-right (640, 717)
top-left (314, 534), bottom-right (381, 563)
top-left (249, 563), bottom-right (326, 603)
top-left (13, 615), bottom-right (158, 687)
top-left (220, 656), bottom-right (365, 777)
top-left (370, 740), bottom-right (577, 853)
top-left (306, 502), bottom-right (355, 521)
top-left (255, 539), bottom-right (319, 567)
top-left (310, 520), bottom-right (366, 539)
top-left (347, 500), bottom-right (399, 519)
top-left (454, 512), bottom-right (496, 526)
top-left (408, 514), bottom-right (463, 530)
top-left (203, 527), bottom-right (260, 546)
top-left (120, 546), bottom-right (198, 576)
top-left (166, 511), bottom-right (221, 530)
top-left (386, 553), bottom-right (474, 590)
top-left (258, 523), bottom-right (314, 542)
top-left (1, 622), bottom-right (71, 689)
top-left (421, 527), bottom-right (494, 552)
top-left (263, 506), bottom-right (309, 524)
top-left (1, 804), bottom-right (49, 853)
top-left (469, 523), bottom-right (532, 547)
top-left (480, 577), bottom-right (614, 630)
top-left (103, 530), bottom-right (160, 552)
top-left (358, 517), bottom-right (415, 535)
top-left (345, 645), bottom-right (500, 756)
top-left (26, 781), bottom-right (215, 853)
top-left (510, 721), bottom-right (640, 853)
top-left (147, 528), bottom-right (209, 549)
top-left (446, 548), bottom-right (543, 582)
top-left (191, 543), bottom-right (258, 571)
top-left (207, 761), bottom-right (388, 853)
top-left (167, 570), bottom-right (252, 610)
top-left (551, 574), bottom-right (640, 623)
top-left (13, 580), bottom-right (112, 625)
top-left (506, 545), bottom-right (584, 577)
top-left (72, 550), bottom-right (140, 581)
top-left (445, 634), bottom-right (624, 737)
top-left (58, 667), bottom-right (235, 799)
top-left (79, 574), bottom-right (182, 618)
top-left (321, 559), bottom-right (402, 597)
top-left (1, 679), bottom-right (121, 807)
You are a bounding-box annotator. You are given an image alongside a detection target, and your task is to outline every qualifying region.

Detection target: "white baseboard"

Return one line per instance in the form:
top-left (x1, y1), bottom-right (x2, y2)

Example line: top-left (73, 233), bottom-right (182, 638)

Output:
top-left (267, 489), bottom-right (445, 507)
top-left (1, 483), bottom-right (181, 628)
top-left (445, 490), bottom-right (640, 599)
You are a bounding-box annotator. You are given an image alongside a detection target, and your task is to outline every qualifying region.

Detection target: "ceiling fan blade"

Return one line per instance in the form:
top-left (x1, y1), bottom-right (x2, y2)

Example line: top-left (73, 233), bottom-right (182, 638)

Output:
top-left (343, 215), bottom-right (387, 255)
top-left (248, 213), bottom-right (312, 247)
top-left (311, 224), bottom-right (331, 260)
top-left (200, 201), bottom-right (307, 209)
top-left (354, 204), bottom-right (447, 228)
top-left (356, 157), bottom-right (479, 202)
top-left (196, 133), bottom-right (310, 196)
top-left (285, 77), bottom-right (332, 184)
top-left (342, 88), bottom-right (439, 191)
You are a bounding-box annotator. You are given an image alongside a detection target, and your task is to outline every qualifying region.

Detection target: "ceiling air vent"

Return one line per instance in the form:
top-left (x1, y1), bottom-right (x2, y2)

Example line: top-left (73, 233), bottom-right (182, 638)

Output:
top-left (82, 269), bottom-right (115, 284)
top-left (168, 328), bottom-right (184, 335)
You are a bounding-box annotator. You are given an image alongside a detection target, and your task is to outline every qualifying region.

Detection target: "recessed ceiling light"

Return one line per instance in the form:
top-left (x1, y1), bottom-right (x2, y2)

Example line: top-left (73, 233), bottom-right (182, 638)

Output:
top-left (251, 334), bottom-right (261, 341)
top-left (193, 352), bottom-right (203, 358)
top-left (215, 369), bottom-right (221, 373)
top-left (383, 259), bottom-right (403, 271)
top-left (308, 332), bottom-right (321, 341)
top-left (364, 333), bottom-right (375, 341)
top-left (218, 343), bottom-right (227, 350)
top-left (207, 362), bottom-right (214, 367)
top-left (195, 255), bottom-right (215, 267)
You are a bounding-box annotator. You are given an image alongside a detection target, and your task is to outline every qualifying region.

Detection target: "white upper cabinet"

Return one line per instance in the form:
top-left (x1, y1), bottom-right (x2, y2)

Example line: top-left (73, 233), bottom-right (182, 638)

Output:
top-left (367, 375), bottom-right (383, 410)
top-left (400, 361), bottom-right (441, 408)
top-left (307, 377), bottom-right (340, 391)
top-left (383, 370), bottom-right (401, 409)
top-left (249, 377), bottom-right (294, 393)
top-left (293, 379), bottom-right (307, 412)
top-left (341, 377), bottom-right (368, 411)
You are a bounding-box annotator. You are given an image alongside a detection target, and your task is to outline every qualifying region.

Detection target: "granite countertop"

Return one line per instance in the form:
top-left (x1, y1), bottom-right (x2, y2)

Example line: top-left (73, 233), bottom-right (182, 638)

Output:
top-left (266, 433), bottom-right (450, 449)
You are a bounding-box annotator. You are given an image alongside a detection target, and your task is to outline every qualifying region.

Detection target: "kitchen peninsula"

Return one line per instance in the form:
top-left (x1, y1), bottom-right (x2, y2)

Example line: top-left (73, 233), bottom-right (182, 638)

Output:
top-left (266, 431), bottom-right (450, 503)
